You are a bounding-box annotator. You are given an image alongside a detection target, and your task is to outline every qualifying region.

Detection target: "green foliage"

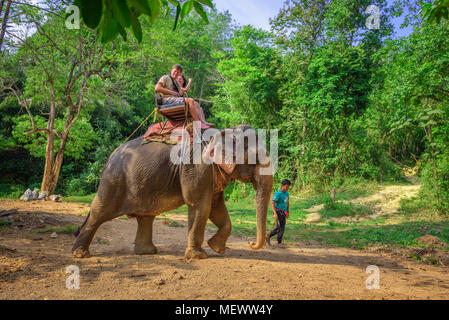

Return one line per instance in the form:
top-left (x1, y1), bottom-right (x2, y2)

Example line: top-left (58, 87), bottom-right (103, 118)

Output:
top-left (213, 26), bottom-right (282, 129)
top-left (368, 22), bottom-right (449, 214)
top-left (420, 120), bottom-right (449, 213)
top-left (421, 0), bottom-right (449, 23)
top-left (224, 181), bottom-right (256, 202)
top-left (11, 115), bottom-right (97, 160)
top-left (0, 6), bottom-right (232, 196)
top-left (74, 0), bottom-right (213, 43)
top-left (0, 184), bottom-right (25, 199)
top-left (0, 0), bottom-right (447, 217)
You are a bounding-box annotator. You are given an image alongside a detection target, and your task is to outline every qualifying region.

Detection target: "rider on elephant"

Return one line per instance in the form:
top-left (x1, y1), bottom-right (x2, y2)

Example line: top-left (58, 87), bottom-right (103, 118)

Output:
top-left (155, 64), bottom-right (214, 129)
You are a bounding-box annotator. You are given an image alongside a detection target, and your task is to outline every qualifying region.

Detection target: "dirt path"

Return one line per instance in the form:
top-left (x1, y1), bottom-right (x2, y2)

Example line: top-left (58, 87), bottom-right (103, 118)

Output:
top-left (0, 199), bottom-right (448, 300)
top-left (348, 184), bottom-right (421, 216)
top-left (305, 183), bottom-right (421, 223)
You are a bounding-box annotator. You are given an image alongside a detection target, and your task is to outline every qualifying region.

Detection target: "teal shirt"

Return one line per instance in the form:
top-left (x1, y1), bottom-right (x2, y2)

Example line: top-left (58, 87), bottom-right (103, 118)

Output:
top-left (273, 190), bottom-right (289, 212)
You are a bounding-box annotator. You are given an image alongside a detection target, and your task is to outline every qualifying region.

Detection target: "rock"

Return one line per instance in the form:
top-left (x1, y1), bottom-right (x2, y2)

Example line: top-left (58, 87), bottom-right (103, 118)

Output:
top-left (24, 189), bottom-right (32, 196)
top-left (50, 232), bottom-right (57, 238)
top-left (37, 191), bottom-right (48, 200)
top-left (20, 189), bottom-right (34, 201)
top-left (154, 279), bottom-right (166, 286)
top-left (32, 188), bottom-right (39, 199)
top-left (49, 195), bottom-right (62, 202)
top-left (240, 282), bottom-right (248, 286)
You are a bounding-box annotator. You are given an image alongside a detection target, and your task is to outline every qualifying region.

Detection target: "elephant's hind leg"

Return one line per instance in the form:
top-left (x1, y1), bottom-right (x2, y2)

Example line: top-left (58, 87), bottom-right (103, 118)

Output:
top-left (208, 192), bottom-right (231, 255)
top-left (72, 210), bottom-right (107, 258)
top-left (134, 216), bottom-right (157, 255)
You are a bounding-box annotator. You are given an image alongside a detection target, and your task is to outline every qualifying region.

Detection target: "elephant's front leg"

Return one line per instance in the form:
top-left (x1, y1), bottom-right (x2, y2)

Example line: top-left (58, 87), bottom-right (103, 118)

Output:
top-left (208, 192), bottom-right (231, 254)
top-left (134, 216), bottom-right (157, 255)
top-left (185, 202), bottom-right (211, 259)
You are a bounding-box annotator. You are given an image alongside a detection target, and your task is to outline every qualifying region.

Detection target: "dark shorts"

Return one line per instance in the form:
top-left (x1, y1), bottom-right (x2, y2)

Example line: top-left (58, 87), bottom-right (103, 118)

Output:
top-left (161, 96), bottom-right (185, 107)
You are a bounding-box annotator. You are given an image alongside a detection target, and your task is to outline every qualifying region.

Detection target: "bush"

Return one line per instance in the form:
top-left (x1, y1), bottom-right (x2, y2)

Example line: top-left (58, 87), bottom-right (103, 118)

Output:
top-left (0, 184), bottom-right (25, 199)
top-left (224, 181), bottom-right (256, 201)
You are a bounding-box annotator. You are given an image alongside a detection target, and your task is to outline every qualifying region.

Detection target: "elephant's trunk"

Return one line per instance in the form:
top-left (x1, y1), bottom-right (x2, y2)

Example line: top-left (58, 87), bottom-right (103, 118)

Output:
top-left (249, 168), bottom-right (273, 250)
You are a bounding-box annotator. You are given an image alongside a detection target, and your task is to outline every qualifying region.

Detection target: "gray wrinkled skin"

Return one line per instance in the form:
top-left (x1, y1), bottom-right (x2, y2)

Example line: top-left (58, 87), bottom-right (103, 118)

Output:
top-left (72, 125), bottom-right (273, 260)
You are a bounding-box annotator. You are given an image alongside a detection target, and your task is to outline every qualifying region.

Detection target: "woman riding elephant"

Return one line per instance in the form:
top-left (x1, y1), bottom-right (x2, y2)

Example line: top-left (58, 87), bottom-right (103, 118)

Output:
top-left (72, 125), bottom-right (273, 260)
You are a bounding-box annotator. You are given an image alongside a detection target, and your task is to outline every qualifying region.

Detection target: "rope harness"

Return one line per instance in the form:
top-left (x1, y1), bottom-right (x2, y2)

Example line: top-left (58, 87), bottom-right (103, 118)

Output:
top-left (123, 107), bottom-right (160, 144)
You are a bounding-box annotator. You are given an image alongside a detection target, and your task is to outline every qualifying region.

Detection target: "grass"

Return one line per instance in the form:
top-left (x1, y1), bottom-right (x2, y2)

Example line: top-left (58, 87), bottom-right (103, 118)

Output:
top-left (32, 224), bottom-right (77, 234)
top-left (163, 219), bottom-right (184, 227)
top-left (58, 181), bottom-right (448, 255)
top-left (0, 218), bottom-right (12, 230)
top-left (64, 193), bottom-right (96, 204)
top-left (230, 212), bottom-right (449, 250)
top-left (168, 205), bottom-right (188, 214)
top-left (226, 184), bottom-right (449, 252)
top-left (319, 200), bottom-right (372, 218)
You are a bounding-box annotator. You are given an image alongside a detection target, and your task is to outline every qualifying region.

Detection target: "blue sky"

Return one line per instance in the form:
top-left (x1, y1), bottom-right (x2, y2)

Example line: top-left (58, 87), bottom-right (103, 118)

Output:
top-left (213, 0), bottom-right (413, 38)
top-left (214, 0), bottom-right (282, 30)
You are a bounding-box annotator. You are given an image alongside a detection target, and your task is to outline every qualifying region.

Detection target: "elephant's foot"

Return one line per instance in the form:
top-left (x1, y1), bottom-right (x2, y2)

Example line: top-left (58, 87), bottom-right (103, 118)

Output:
top-left (72, 247), bottom-right (90, 259)
top-left (184, 247), bottom-right (208, 260)
top-left (208, 236), bottom-right (226, 255)
top-left (134, 243), bottom-right (158, 255)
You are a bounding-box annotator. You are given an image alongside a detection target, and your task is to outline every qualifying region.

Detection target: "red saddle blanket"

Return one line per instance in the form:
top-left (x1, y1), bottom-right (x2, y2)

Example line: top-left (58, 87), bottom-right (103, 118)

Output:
top-left (142, 119), bottom-right (195, 145)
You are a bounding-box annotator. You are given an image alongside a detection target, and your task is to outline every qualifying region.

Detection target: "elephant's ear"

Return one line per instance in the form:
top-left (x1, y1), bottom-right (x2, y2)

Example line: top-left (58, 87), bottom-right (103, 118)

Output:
top-left (203, 133), bottom-right (236, 175)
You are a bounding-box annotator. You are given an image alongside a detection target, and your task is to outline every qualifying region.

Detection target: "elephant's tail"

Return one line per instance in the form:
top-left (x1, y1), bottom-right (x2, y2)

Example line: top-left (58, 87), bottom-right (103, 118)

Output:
top-left (74, 211), bottom-right (90, 237)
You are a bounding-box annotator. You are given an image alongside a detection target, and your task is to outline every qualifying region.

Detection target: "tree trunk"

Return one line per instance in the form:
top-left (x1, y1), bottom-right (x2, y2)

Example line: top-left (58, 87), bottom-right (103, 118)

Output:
top-left (40, 135), bottom-right (69, 195)
top-left (0, 0), bottom-right (12, 51)
top-left (49, 136), bottom-right (69, 194)
top-left (0, 0), bottom-right (6, 17)
top-left (40, 92), bottom-right (57, 194)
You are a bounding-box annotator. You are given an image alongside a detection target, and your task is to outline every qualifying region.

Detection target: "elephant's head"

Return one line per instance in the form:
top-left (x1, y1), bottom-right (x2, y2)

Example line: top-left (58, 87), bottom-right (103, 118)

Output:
top-left (202, 124), bottom-right (273, 250)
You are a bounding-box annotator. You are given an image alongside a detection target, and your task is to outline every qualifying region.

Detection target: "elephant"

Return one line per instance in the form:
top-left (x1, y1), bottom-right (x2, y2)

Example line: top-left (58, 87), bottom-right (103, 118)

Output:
top-left (72, 124), bottom-right (273, 260)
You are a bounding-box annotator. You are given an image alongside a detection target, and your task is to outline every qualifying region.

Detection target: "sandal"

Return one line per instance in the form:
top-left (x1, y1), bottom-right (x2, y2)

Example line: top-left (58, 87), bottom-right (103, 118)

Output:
top-left (265, 235), bottom-right (271, 246)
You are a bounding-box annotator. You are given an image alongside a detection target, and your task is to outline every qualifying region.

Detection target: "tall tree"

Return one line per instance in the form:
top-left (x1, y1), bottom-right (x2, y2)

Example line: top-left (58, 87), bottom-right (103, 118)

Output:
top-left (1, 1), bottom-right (113, 194)
top-left (213, 25), bottom-right (282, 129)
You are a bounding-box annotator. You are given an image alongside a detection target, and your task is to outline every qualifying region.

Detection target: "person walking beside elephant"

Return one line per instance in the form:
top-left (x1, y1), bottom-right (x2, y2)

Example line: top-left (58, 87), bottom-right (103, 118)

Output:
top-left (266, 179), bottom-right (291, 248)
